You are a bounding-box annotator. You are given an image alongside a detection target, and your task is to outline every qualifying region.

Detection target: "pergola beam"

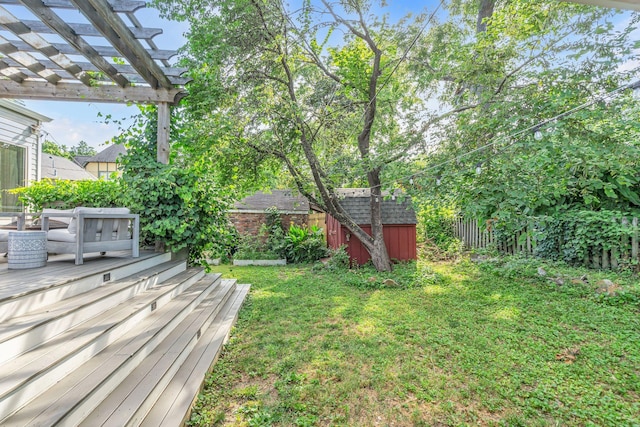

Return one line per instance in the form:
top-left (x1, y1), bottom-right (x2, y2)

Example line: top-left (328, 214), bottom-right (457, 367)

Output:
top-left (0, 79), bottom-right (183, 103)
top-left (0, 0), bottom-right (146, 13)
top-left (22, 19), bottom-right (162, 40)
top-left (71, 0), bottom-right (173, 89)
top-left (20, 0), bottom-right (131, 87)
top-left (8, 39), bottom-right (178, 62)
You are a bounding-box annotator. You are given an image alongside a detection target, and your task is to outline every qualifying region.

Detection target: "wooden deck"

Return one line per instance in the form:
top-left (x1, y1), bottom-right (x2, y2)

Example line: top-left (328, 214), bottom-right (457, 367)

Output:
top-left (0, 250), bottom-right (250, 426)
top-left (0, 250), bottom-right (157, 292)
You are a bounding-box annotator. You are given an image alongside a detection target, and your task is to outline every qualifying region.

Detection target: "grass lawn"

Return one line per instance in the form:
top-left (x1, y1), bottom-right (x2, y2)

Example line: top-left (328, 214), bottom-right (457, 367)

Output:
top-left (189, 259), bottom-right (639, 426)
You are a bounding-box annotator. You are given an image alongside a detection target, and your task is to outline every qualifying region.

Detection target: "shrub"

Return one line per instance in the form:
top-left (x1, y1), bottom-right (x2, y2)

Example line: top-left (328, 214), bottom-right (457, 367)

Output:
top-left (12, 179), bottom-right (122, 211)
top-left (325, 245), bottom-right (350, 270)
top-left (234, 233), bottom-right (281, 260)
top-left (284, 224), bottom-right (328, 263)
top-left (416, 201), bottom-right (463, 260)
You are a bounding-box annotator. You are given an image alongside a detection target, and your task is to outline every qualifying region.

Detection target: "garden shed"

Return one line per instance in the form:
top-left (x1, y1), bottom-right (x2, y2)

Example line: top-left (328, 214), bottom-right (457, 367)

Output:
top-left (326, 189), bottom-right (417, 265)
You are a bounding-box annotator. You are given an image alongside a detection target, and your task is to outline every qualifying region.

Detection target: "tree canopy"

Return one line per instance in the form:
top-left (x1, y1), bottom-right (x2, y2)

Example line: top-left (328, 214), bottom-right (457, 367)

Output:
top-left (152, 0), bottom-right (640, 269)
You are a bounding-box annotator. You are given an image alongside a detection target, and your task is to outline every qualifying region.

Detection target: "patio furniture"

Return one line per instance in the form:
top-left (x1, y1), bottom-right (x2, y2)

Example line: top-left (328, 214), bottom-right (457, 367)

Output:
top-left (7, 231), bottom-right (47, 269)
top-left (0, 212), bottom-right (25, 254)
top-left (41, 207), bottom-right (140, 265)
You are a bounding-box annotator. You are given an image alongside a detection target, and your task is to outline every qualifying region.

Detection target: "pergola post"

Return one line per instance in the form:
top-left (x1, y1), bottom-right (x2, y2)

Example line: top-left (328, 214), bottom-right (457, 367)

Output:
top-left (157, 102), bottom-right (170, 164)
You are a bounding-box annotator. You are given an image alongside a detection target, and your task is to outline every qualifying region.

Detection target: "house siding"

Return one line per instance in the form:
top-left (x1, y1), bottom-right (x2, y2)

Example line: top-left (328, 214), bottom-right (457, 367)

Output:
top-left (0, 108), bottom-right (40, 184)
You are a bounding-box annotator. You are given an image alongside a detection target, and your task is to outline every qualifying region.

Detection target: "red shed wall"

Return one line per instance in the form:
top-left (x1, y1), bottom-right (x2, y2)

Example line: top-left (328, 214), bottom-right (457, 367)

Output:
top-left (326, 214), bottom-right (417, 265)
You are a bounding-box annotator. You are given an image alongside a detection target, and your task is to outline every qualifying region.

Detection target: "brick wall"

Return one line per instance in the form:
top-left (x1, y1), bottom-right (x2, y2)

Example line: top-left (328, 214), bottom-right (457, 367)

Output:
top-left (229, 212), bottom-right (309, 236)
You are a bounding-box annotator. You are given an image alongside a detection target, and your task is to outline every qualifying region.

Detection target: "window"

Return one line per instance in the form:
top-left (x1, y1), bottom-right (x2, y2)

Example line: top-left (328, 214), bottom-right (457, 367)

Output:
top-left (0, 142), bottom-right (26, 212)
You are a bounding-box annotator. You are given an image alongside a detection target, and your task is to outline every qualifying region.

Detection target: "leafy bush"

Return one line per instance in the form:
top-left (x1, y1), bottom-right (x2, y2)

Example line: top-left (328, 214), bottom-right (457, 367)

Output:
top-left (490, 209), bottom-right (640, 268)
top-left (12, 179), bottom-right (122, 211)
top-left (234, 233), bottom-right (281, 260)
top-left (325, 245), bottom-right (350, 270)
top-left (120, 155), bottom-right (233, 266)
top-left (416, 202), bottom-right (463, 260)
top-left (284, 224), bottom-right (328, 263)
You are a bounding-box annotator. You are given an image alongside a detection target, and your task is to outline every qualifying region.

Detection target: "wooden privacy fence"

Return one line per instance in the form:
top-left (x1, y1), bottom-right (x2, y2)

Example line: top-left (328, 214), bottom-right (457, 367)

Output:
top-left (453, 217), bottom-right (640, 269)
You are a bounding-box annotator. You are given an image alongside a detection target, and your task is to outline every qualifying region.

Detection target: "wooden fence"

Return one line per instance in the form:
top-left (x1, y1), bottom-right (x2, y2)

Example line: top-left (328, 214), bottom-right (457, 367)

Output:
top-left (453, 217), bottom-right (640, 269)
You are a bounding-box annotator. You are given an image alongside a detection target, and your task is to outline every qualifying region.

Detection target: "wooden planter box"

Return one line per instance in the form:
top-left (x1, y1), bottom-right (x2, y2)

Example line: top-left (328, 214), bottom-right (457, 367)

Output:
top-left (233, 259), bottom-right (286, 266)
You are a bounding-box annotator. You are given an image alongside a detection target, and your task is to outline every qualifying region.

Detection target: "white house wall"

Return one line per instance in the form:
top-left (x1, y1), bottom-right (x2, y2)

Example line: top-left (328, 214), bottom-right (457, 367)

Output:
top-left (0, 107), bottom-right (40, 185)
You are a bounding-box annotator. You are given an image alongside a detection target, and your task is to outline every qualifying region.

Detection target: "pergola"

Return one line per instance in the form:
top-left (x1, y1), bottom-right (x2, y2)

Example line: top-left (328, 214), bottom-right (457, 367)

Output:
top-left (0, 0), bottom-right (187, 164)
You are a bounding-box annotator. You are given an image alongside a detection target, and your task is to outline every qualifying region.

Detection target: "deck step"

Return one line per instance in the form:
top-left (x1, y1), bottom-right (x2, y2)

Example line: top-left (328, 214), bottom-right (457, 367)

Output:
top-left (1, 274), bottom-right (223, 426)
top-left (141, 283), bottom-right (250, 427)
top-left (0, 259), bottom-right (188, 365)
top-left (81, 279), bottom-right (239, 426)
top-left (0, 252), bottom-right (172, 322)
top-left (0, 268), bottom-right (210, 422)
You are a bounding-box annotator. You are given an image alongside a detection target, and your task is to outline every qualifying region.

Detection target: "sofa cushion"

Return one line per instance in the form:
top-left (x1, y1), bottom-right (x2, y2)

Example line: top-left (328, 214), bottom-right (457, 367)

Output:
top-left (68, 207), bottom-right (130, 234)
top-left (0, 229), bottom-right (8, 242)
top-left (47, 229), bottom-right (77, 243)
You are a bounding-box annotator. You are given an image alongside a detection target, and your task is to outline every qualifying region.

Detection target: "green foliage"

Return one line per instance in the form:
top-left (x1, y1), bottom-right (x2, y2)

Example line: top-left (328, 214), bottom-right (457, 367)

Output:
top-left (416, 202), bottom-right (463, 260)
top-left (284, 224), bottom-right (329, 264)
top-left (486, 209), bottom-right (640, 267)
top-left (42, 140), bottom-right (97, 160)
top-left (236, 217), bottom-right (328, 263)
top-left (234, 233), bottom-right (282, 260)
top-left (42, 141), bottom-right (72, 160)
top-left (411, 1), bottom-right (640, 229)
top-left (324, 245), bottom-right (350, 271)
top-left (115, 106), bottom-right (235, 266)
top-left (11, 179), bottom-right (122, 211)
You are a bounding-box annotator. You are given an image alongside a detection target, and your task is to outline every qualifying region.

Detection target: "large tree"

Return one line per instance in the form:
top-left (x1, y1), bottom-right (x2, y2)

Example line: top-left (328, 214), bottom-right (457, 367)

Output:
top-left (156, 0), bottom-right (485, 271)
top-left (155, 0), bottom-right (637, 270)
top-left (410, 1), bottom-right (640, 222)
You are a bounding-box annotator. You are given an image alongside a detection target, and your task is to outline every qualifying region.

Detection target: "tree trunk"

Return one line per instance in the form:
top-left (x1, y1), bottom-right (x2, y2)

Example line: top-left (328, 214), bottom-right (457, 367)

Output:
top-left (476, 0), bottom-right (495, 33)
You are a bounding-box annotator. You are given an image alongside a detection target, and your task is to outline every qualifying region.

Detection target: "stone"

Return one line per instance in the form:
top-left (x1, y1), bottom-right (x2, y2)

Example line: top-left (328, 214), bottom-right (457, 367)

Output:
top-left (383, 279), bottom-right (400, 287)
top-left (537, 267), bottom-right (547, 277)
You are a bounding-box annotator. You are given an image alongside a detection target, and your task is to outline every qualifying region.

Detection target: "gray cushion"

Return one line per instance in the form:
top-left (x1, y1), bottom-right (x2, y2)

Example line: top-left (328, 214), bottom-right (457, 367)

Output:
top-left (0, 230), bottom-right (8, 242)
top-left (47, 229), bottom-right (77, 243)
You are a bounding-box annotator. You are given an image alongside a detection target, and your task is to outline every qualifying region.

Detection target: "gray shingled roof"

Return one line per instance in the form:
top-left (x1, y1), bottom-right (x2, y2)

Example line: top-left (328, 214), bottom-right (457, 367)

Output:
top-left (73, 155), bottom-right (92, 168)
top-left (234, 190), bottom-right (310, 213)
top-left (41, 154), bottom-right (96, 181)
top-left (337, 192), bottom-right (416, 225)
top-left (85, 144), bottom-right (127, 163)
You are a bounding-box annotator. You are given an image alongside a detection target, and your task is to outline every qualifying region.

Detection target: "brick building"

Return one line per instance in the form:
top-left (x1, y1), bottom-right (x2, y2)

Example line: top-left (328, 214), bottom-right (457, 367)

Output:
top-left (229, 190), bottom-right (311, 236)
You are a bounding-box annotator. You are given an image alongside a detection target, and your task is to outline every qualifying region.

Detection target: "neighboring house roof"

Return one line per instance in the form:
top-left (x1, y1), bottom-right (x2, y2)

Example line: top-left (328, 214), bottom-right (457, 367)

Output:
top-left (233, 190), bottom-right (310, 213)
top-left (336, 188), bottom-right (416, 225)
top-left (85, 144), bottom-right (127, 163)
top-left (41, 154), bottom-right (96, 181)
top-left (73, 155), bottom-right (93, 168)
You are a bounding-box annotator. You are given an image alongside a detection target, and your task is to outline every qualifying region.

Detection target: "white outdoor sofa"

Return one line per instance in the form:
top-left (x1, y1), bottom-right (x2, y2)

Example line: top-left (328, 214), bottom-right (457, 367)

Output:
top-left (41, 207), bottom-right (139, 265)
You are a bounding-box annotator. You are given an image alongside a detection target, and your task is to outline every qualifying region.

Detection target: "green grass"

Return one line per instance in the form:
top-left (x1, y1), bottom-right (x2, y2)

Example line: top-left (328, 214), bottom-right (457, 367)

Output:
top-left (189, 259), bottom-right (640, 426)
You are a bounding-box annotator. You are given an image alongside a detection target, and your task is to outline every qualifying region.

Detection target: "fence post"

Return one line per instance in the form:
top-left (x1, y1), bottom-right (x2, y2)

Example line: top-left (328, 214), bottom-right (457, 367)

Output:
top-left (621, 217), bottom-right (629, 264)
top-left (611, 217), bottom-right (619, 270)
top-left (633, 217), bottom-right (638, 262)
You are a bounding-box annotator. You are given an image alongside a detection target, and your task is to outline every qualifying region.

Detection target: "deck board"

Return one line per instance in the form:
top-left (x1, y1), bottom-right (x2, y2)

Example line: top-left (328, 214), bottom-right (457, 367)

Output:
top-left (0, 250), bottom-right (158, 299)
